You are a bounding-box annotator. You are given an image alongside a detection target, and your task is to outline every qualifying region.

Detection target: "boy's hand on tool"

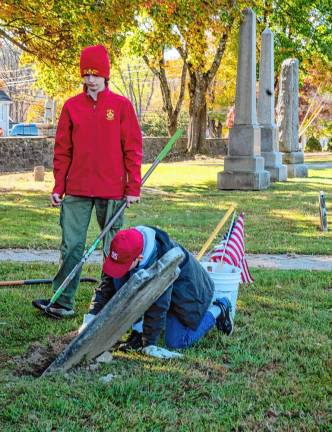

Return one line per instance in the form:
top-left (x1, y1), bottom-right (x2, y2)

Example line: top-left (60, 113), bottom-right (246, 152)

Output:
top-left (50, 193), bottom-right (63, 207)
top-left (126, 195), bottom-right (140, 208)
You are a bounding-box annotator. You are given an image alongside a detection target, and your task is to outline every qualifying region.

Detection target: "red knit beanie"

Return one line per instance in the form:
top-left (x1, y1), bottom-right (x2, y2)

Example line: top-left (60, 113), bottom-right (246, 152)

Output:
top-left (80, 45), bottom-right (110, 79)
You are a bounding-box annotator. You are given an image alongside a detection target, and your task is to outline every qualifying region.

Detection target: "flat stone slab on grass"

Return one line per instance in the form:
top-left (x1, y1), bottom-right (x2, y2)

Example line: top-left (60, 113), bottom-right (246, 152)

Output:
top-left (247, 254), bottom-right (332, 271)
top-left (0, 249), bottom-right (102, 264)
top-left (42, 246), bottom-right (185, 374)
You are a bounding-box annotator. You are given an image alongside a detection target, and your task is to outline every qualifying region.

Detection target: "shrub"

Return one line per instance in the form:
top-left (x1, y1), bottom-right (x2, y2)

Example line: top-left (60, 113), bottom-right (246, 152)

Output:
top-left (327, 139), bottom-right (332, 151)
top-left (141, 111), bottom-right (189, 137)
top-left (305, 136), bottom-right (321, 152)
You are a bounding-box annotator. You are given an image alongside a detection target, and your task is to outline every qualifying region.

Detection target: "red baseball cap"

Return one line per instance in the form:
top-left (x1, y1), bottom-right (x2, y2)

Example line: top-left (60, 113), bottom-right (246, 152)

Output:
top-left (80, 44), bottom-right (110, 79)
top-left (103, 228), bottom-right (144, 278)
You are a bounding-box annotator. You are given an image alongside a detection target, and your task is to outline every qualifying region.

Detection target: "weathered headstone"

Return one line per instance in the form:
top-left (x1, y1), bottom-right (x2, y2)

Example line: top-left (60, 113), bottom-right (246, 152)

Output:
top-left (43, 247), bottom-right (185, 374)
top-left (258, 28), bottom-right (287, 182)
top-left (319, 191), bottom-right (328, 232)
top-left (34, 165), bottom-right (45, 182)
top-left (218, 8), bottom-right (270, 190)
top-left (277, 58), bottom-right (308, 177)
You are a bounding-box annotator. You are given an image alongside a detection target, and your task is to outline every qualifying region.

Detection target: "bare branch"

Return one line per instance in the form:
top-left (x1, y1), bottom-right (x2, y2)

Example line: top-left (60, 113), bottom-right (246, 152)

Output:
top-left (205, 31), bottom-right (229, 84)
top-left (111, 80), bottom-right (125, 96)
top-left (144, 74), bottom-right (155, 116)
top-left (118, 67), bottom-right (130, 99)
top-left (143, 55), bottom-right (159, 77)
top-left (0, 29), bottom-right (33, 54)
top-left (174, 62), bottom-right (187, 116)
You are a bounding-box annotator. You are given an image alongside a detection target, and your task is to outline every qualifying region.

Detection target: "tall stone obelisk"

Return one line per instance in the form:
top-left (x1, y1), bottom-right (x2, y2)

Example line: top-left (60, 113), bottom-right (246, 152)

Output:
top-left (258, 28), bottom-right (287, 182)
top-left (277, 58), bottom-right (308, 177)
top-left (218, 8), bottom-right (270, 190)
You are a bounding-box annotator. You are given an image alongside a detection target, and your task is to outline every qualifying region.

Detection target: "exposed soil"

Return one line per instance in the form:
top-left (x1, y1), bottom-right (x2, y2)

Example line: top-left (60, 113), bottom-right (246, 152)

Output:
top-left (11, 331), bottom-right (77, 377)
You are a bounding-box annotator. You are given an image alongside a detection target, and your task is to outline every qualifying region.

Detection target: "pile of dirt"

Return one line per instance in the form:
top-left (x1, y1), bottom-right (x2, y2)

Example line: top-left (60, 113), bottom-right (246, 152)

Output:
top-left (12, 332), bottom-right (77, 377)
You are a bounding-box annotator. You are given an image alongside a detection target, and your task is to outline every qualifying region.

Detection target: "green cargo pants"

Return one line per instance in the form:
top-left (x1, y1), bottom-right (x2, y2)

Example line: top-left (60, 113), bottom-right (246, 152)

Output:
top-left (52, 195), bottom-right (124, 309)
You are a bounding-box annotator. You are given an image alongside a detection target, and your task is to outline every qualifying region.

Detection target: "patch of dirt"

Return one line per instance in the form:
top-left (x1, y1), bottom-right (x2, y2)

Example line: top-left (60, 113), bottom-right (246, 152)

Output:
top-left (12, 331), bottom-right (77, 377)
top-left (190, 358), bottom-right (229, 383)
top-left (0, 353), bottom-right (11, 368)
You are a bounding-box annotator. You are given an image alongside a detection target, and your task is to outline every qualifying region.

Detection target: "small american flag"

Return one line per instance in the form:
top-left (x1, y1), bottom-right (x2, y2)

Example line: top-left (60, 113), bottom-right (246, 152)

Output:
top-left (209, 213), bottom-right (254, 284)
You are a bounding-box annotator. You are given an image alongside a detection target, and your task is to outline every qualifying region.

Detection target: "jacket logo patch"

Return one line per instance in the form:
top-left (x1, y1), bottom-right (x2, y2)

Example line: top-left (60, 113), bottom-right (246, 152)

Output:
top-left (106, 109), bottom-right (114, 121)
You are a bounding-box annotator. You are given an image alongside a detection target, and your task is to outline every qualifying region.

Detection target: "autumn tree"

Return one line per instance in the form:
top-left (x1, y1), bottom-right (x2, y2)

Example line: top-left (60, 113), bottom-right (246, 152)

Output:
top-left (129, 0), bottom-right (240, 153)
top-left (257, 0), bottom-right (332, 74)
top-left (1, 0), bottom-right (331, 152)
top-left (0, 0), bottom-right (141, 98)
top-left (130, 0), bottom-right (332, 152)
top-left (143, 53), bottom-right (187, 137)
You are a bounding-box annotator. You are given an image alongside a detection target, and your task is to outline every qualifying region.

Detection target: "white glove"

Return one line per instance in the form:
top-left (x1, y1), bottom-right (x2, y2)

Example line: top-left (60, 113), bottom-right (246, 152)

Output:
top-left (78, 313), bottom-right (96, 334)
top-left (141, 345), bottom-right (183, 359)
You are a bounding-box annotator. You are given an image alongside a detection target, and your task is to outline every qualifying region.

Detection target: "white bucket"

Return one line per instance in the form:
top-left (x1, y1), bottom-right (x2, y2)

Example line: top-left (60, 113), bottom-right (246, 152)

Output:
top-left (201, 261), bottom-right (241, 318)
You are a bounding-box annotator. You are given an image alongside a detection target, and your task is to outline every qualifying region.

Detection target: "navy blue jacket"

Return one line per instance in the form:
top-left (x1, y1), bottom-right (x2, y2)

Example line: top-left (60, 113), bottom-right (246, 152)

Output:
top-left (90, 227), bottom-right (214, 346)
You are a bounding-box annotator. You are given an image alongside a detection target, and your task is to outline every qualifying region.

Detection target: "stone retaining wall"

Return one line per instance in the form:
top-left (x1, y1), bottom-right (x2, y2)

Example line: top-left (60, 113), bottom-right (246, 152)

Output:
top-left (0, 136), bottom-right (228, 172)
top-left (0, 137), bottom-right (53, 172)
top-left (143, 137), bottom-right (228, 161)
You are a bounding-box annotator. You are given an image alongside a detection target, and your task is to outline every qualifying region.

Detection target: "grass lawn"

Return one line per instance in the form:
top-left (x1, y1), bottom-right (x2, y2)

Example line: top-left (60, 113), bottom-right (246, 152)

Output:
top-left (0, 154), bottom-right (331, 430)
top-left (0, 153), bottom-right (331, 254)
top-left (0, 263), bottom-right (331, 431)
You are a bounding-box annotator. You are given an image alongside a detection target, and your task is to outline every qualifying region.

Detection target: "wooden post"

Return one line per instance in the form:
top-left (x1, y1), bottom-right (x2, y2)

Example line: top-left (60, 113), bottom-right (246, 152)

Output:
top-left (43, 247), bottom-right (185, 374)
top-left (196, 205), bottom-right (236, 261)
top-left (319, 191), bottom-right (328, 232)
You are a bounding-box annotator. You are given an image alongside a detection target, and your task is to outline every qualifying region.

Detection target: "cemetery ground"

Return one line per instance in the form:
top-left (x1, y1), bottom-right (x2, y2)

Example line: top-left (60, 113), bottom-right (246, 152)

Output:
top-left (0, 154), bottom-right (331, 431)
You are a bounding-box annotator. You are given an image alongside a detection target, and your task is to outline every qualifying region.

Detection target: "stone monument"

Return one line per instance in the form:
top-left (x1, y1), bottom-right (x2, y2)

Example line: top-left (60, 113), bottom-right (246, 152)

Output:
top-left (258, 28), bottom-right (287, 182)
top-left (277, 58), bottom-right (308, 177)
top-left (218, 8), bottom-right (270, 190)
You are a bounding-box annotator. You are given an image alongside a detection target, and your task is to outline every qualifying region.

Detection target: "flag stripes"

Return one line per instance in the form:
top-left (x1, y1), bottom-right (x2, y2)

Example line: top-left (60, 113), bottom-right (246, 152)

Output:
top-left (209, 213), bottom-right (254, 284)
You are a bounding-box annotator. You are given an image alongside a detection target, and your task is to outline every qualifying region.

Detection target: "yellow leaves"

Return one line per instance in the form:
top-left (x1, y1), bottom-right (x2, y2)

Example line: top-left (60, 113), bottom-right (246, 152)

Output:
top-left (138, 0), bottom-right (238, 73)
top-left (26, 101), bottom-right (44, 123)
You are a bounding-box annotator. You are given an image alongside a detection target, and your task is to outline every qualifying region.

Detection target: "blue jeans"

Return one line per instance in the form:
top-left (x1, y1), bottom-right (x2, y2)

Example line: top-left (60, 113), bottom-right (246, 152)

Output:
top-left (165, 312), bottom-right (216, 349)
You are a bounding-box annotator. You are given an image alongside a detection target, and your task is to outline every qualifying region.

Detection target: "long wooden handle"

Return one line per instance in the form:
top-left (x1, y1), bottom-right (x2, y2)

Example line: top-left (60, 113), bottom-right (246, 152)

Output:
top-left (0, 280), bottom-right (23, 286)
top-left (196, 205), bottom-right (236, 261)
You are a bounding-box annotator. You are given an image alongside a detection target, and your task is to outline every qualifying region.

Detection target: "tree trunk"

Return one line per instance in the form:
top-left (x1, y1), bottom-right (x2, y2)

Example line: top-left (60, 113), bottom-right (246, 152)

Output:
top-left (187, 72), bottom-right (208, 154)
top-left (187, 102), bottom-right (207, 153)
top-left (176, 26), bottom-right (232, 154)
top-left (167, 112), bottom-right (178, 136)
top-left (143, 54), bottom-right (187, 137)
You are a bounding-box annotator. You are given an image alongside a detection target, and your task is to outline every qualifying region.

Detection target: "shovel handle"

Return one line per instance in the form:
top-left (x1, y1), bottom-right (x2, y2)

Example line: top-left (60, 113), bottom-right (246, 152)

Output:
top-left (196, 205), bottom-right (236, 261)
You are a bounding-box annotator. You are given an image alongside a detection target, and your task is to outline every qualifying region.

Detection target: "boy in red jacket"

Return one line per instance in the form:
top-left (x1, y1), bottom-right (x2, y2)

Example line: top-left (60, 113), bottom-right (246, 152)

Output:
top-left (33, 45), bottom-right (142, 318)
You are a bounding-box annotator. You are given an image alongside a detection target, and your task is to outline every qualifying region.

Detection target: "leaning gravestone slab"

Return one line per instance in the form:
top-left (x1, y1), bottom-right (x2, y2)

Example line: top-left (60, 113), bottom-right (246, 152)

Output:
top-left (43, 247), bottom-right (185, 374)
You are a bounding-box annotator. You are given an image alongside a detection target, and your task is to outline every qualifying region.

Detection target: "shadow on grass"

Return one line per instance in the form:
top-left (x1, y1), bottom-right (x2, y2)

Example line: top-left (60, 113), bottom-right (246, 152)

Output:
top-left (1, 173), bottom-right (331, 254)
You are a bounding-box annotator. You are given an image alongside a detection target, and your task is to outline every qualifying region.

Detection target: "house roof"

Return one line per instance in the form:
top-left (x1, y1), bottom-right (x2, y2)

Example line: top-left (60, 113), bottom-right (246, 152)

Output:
top-left (0, 90), bottom-right (12, 102)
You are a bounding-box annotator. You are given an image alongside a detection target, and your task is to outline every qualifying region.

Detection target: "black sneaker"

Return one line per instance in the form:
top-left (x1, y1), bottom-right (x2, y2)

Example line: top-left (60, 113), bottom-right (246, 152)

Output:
top-left (32, 299), bottom-right (75, 318)
top-left (118, 330), bottom-right (143, 352)
top-left (213, 297), bottom-right (234, 336)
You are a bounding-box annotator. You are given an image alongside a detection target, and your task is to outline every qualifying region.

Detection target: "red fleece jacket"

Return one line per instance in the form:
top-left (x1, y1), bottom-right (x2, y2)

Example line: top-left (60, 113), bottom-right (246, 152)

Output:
top-left (53, 87), bottom-right (142, 199)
